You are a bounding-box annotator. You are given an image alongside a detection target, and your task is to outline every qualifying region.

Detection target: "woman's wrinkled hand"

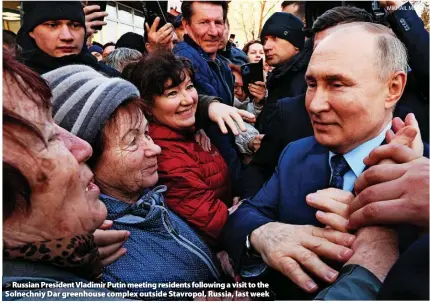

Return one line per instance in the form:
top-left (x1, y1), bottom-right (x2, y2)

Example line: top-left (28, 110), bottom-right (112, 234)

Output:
top-left (94, 220), bottom-right (129, 266)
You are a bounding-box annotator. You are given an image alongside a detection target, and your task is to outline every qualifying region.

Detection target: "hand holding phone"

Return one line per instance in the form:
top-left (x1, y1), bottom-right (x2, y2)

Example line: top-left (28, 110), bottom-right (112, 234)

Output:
top-left (84, 1), bottom-right (108, 36)
top-left (241, 59), bottom-right (265, 96)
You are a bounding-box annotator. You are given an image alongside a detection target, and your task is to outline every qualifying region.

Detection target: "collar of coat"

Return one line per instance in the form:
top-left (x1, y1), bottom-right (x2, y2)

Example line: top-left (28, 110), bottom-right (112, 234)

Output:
top-left (149, 122), bottom-right (196, 142)
top-left (183, 34), bottom-right (223, 63)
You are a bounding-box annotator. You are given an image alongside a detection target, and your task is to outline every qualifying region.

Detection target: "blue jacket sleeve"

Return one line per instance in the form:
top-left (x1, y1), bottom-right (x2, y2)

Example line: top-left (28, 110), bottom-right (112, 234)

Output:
top-left (221, 144), bottom-right (293, 272)
top-left (314, 264), bottom-right (382, 300)
top-left (388, 2), bottom-right (429, 100)
top-left (174, 48), bottom-right (220, 98)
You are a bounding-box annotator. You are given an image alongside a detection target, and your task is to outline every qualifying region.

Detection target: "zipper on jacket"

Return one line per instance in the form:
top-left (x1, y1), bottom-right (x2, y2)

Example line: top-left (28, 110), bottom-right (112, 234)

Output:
top-left (158, 206), bottom-right (221, 280)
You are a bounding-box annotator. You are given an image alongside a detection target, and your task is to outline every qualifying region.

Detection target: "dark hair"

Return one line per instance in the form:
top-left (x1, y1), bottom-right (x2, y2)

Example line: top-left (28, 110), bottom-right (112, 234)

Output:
top-left (181, 1), bottom-right (229, 23)
top-left (3, 30), bottom-right (17, 47)
top-left (312, 6), bottom-right (374, 33)
top-left (127, 51), bottom-right (195, 116)
top-left (103, 42), bottom-right (116, 49)
top-left (281, 1), bottom-right (297, 8)
top-left (88, 97), bottom-right (146, 169)
top-left (121, 62), bottom-right (137, 80)
top-left (281, 1), bottom-right (305, 19)
top-left (242, 39), bottom-right (263, 55)
top-left (3, 52), bottom-right (53, 220)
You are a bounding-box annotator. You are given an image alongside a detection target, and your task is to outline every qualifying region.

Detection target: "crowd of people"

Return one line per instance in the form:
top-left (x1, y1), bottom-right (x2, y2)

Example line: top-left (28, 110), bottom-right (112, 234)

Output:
top-left (2, 0), bottom-right (429, 301)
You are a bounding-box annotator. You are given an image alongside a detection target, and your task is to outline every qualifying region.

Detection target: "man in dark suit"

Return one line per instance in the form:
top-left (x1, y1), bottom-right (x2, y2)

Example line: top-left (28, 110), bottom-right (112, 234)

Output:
top-left (240, 2), bottom-right (430, 199)
top-left (222, 23), bottom-right (422, 299)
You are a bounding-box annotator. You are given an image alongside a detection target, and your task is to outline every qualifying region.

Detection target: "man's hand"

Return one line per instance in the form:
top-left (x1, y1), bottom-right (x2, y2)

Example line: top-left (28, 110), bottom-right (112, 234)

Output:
top-left (145, 17), bottom-right (175, 53)
top-left (93, 220), bottom-right (129, 266)
top-left (83, 5), bottom-right (108, 37)
top-left (349, 145), bottom-right (429, 229)
top-left (208, 102), bottom-right (256, 135)
top-left (306, 188), bottom-right (354, 232)
top-left (250, 222), bottom-right (355, 293)
top-left (385, 114), bottom-right (423, 158)
top-left (345, 226), bottom-right (399, 282)
top-left (248, 81), bottom-right (266, 103)
top-left (248, 134), bottom-right (265, 153)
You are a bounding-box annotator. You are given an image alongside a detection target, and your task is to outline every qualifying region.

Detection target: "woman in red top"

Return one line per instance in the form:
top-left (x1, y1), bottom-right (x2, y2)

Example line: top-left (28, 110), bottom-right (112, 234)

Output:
top-left (128, 51), bottom-right (232, 244)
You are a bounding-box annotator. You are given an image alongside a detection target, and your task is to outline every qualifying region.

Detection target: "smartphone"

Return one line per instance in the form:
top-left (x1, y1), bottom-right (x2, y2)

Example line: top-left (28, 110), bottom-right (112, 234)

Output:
top-left (241, 59), bottom-right (264, 96)
top-left (86, 1), bottom-right (107, 31)
top-left (140, 1), bottom-right (168, 30)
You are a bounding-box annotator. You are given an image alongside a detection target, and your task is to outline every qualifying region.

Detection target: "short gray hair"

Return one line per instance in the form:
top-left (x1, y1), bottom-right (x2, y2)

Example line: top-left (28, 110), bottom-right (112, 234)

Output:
top-left (358, 23), bottom-right (408, 81)
top-left (105, 48), bottom-right (143, 72)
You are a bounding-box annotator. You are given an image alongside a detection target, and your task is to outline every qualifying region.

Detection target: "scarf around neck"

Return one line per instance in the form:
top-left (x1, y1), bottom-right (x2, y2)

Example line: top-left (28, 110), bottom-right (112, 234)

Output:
top-left (3, 233), bottom-right (103, 281)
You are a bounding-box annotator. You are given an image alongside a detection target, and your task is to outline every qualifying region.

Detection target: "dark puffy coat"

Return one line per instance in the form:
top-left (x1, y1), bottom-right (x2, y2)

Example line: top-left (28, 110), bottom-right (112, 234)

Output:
top-left (256, 37), bottom-right (313, 133)
top-left (149, 123), bottom-right (231, 244)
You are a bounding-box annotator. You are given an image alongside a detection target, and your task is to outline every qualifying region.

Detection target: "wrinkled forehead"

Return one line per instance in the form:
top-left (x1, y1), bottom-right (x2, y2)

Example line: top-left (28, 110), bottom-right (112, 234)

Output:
top-left (107, 104), bottom-right (148, 138)
top-left (3, 72), bottom-right (53, 129)
top-left (313, 22), bottom-right (366, 49)
top-left (191, 2), bottom-right (224, 21)
top-left (308, 28), bottom-right (377, 77)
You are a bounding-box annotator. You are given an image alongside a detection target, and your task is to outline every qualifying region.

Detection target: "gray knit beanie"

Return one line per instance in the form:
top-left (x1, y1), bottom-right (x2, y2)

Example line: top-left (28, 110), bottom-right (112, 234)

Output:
top-left (42, 65), bottom-right (140, 146)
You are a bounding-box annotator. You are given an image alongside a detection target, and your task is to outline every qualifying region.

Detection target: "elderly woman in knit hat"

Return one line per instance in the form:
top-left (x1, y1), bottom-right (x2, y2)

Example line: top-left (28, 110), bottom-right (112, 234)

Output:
top-left (42, 64), bottom-right (253, 296)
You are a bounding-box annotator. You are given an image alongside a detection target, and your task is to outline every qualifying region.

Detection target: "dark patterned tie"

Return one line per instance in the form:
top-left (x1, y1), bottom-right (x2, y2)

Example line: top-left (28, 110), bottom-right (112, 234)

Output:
top-left (329, 154), bottom-right (350, 189)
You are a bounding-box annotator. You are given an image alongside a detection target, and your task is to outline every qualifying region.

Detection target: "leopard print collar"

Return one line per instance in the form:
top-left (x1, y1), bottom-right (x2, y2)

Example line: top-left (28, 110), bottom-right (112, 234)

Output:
top-left (3, 233), bottom-right (103, 281)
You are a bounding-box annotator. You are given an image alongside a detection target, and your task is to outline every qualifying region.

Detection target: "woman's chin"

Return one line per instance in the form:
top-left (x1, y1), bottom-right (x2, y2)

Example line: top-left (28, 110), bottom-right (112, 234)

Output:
top-left (91, 202), bottom-right (108, 231)
top-left (142, 172), bottom-right (159, 189)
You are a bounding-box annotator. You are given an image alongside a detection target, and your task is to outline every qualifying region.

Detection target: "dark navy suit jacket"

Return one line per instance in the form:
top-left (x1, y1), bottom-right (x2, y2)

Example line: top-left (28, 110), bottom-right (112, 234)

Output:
top-left (221, 136), bottom-right (429, 272)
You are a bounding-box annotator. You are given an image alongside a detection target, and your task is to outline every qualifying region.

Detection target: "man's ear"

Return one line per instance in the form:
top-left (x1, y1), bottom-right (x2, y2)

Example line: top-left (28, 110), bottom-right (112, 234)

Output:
top-left (385, 71), bottom-right (407, 110)
top-left (182, 19), bottom-right (188, 29)
top-left (29, 31), bottom-right (35, 39)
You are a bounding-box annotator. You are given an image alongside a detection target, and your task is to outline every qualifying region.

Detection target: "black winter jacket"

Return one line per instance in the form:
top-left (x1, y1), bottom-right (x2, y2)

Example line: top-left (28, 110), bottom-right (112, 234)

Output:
top-left (256, 37), bottom-right (313, 133)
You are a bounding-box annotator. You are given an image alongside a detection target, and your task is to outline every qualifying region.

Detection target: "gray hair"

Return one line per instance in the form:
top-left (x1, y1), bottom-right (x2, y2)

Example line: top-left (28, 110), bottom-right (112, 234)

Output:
top-left (358, 23), bottom-right (408, 81)
top-left (104, 48), bottom-right (143, 72)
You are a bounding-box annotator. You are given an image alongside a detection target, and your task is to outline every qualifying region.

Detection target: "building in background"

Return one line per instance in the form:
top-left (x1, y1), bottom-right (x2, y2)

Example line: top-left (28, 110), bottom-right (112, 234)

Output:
top-left (2, 1), bottom-right (21, 33)
top-left (93, 1), bottom-right (145, 44)
top-left (228, 0), bottom-right (282, 48)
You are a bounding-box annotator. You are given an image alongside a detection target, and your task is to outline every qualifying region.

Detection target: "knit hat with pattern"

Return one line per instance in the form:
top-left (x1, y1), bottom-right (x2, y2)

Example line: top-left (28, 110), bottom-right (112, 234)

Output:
top-left (42, 65), bottom-right (140, 146)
